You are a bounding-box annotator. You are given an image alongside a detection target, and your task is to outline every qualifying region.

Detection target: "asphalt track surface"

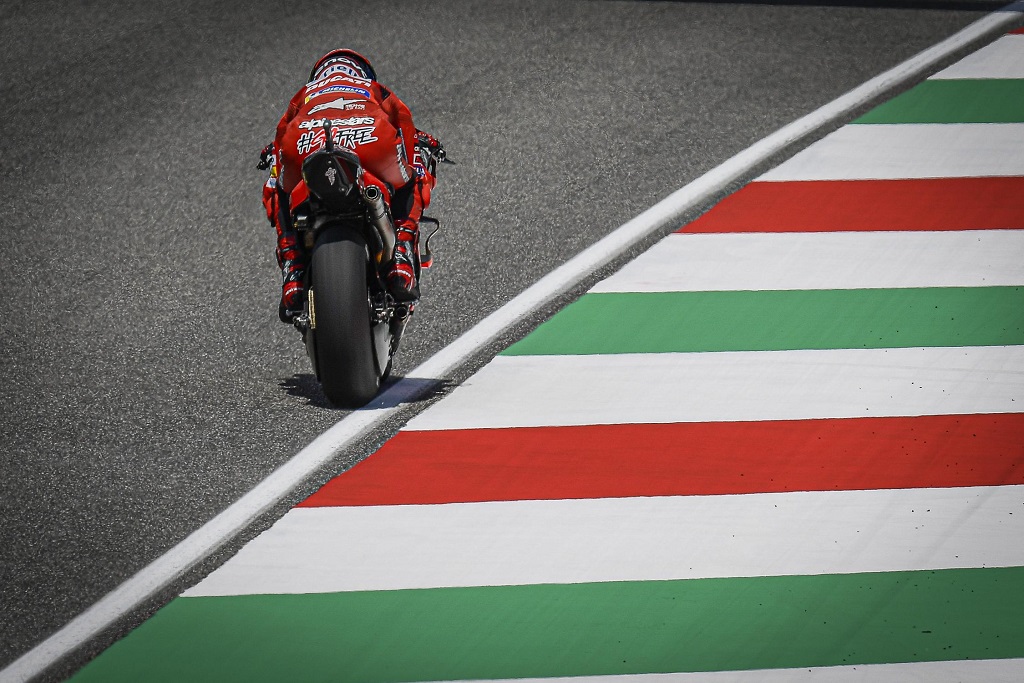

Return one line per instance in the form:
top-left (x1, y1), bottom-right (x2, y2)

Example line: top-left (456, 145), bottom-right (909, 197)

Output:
top-left (0, 0), bottom-right (1011, 677)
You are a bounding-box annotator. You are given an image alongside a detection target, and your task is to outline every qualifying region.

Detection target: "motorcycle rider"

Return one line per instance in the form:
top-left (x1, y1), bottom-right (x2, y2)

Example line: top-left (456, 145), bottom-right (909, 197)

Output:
top-left (259, 49), bottom-right (442, 321)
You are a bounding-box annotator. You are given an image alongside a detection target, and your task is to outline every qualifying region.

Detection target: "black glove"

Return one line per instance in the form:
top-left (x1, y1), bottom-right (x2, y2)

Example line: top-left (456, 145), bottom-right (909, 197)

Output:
top-left (415, 130), bottom-right (446, 163)
top-left (257, 143), bottom-right (275, 171)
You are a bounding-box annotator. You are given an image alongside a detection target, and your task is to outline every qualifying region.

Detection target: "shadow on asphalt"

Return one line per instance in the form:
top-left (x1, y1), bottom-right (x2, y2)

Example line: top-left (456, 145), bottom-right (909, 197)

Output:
top-left (279, 374), bottom-right (456, 410)
top-left (278, 374), bottom-right (333, 408)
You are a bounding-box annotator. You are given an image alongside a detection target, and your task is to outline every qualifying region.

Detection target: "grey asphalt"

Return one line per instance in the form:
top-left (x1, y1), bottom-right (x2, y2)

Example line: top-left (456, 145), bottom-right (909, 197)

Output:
top-left (0, 0), bottom-right (1010, 678)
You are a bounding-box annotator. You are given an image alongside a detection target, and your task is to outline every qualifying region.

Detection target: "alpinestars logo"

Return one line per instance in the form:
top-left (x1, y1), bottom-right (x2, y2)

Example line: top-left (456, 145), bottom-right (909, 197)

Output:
top-left (298, 116), bottom-right (375, 130)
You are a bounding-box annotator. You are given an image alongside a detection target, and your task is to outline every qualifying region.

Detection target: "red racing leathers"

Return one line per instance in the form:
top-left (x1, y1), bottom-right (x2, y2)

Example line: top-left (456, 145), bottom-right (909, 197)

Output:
top-left (261, 69), bottom-right (435, 314)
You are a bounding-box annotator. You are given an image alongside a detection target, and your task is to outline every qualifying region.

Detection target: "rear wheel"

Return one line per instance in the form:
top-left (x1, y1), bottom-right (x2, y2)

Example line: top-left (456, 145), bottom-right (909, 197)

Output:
top-left (310, 229), bottom-right (380, 407)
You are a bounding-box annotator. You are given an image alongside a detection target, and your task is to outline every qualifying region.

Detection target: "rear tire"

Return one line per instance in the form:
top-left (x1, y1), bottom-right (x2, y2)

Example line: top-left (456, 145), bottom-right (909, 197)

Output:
top-left (310, 229), bottom-right (380, 408)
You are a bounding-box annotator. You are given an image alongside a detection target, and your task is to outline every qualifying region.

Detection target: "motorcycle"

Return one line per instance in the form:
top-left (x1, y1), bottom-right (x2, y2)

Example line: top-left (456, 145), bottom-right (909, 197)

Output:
top-left (274, 121), bottom-right (445, 408)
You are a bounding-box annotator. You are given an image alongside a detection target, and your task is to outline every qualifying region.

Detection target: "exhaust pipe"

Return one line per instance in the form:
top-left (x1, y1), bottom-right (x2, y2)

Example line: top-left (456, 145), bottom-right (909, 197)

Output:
top-left (362, 184), bottom-right (397, 262)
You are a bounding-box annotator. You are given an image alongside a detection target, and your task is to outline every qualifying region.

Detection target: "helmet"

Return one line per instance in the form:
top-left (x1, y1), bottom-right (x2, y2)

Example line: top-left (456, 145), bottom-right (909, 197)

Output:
top-left (308, 49), bottom-right (377, 82)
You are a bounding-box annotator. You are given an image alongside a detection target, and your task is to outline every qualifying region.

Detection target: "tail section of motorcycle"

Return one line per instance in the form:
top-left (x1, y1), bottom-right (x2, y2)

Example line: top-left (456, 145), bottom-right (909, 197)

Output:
top-left (289, 141), bottom-right (407, 408)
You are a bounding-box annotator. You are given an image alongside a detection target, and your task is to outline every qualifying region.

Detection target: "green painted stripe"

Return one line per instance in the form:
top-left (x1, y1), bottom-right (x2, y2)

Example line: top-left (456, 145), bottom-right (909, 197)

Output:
top-left (501, 287), bottom-right (1024, 356)
top-left (73, 567), bottom-right (1024, 682)
top-left (854, 79), bottom-right (1024, 124)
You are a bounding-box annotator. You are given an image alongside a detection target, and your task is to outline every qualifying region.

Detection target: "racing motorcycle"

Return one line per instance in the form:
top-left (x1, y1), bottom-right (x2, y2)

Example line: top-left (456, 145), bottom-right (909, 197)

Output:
top-left (278, 121), bottom-right (445, 408)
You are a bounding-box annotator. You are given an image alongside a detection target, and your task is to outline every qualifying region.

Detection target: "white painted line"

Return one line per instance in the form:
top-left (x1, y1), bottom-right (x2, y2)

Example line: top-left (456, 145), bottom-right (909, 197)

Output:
top-left (183, 485), bottom-right (1024, 595)
top-left (421, 658), bottom-right (1024, 683)
top-left (4, 6), bottom-right (1022, 682)
top-left (759, 123), bottom-right (1024, 181)
top-left (590, 230), bottom-right (1024, 293)
top-left (932, 33), bottom-right (1024, 79)
top-left (405, 346), bottom-right (1024, 431)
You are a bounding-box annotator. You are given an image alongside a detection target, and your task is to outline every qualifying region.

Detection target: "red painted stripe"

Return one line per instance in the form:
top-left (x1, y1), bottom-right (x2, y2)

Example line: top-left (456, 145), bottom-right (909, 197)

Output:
top-left (678, 177), bottom-right (1024, 233)
top-left (300, 413), bottom-right (1024, 506)
top-left (1010, 27), bottom-right (1024, 35)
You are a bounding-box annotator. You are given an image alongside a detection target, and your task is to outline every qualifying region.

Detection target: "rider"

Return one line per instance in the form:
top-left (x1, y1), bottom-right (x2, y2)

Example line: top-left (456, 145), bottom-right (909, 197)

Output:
top-left (259, 49), bottom-right (441, 321)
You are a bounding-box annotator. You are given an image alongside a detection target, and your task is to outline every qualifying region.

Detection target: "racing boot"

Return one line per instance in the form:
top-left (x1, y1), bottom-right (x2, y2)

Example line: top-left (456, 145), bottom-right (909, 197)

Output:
top-left (386, 220), bottom-right (420, 302)
top-left (277, 232), bottom-right (308, 322)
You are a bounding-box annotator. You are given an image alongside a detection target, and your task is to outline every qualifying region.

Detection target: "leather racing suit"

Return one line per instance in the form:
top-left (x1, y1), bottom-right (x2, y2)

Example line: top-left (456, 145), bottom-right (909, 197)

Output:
top-left (260, 50), bottom-right (436, 319)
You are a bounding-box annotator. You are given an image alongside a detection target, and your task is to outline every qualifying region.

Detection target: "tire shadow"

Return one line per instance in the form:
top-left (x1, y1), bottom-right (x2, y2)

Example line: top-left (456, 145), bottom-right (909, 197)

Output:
top-left (279, 374), bottom-right (456, 410)
top-left (279, 374), bottom-right (334, 408)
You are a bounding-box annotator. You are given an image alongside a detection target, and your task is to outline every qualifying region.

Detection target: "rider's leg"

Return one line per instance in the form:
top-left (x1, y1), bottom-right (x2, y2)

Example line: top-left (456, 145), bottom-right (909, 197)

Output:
top-left (385, 168), bottom-right (435, 301)
top-left (276, 229), bottom-right (307, 321)
top-left (264, 176), bottom-right (307, 323)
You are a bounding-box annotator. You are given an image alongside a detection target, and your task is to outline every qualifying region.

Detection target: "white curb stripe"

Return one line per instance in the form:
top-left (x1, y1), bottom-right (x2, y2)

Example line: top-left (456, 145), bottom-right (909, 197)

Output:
top-left (406, 346), bottom-right (1024, 431)
top-left (420, 658), bottom-right (1024, 683)
top-left (590, 230), bottom-right (1024, 293)
top-left (183, 485), bottom-right (1024, 596)
top-left (932, 33), bottom-right (1024, 79)
top-left (5, 6), bottom-right (1022, 682)
top-left (759, 123), bottom-right (1024, 181)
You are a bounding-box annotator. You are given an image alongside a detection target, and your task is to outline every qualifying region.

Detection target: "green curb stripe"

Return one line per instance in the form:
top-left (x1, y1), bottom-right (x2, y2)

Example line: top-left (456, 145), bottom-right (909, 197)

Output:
top-left (854, 79), bottom-right (1024, 124)
top-left (501, 287), bottom-right (1024, 356)
top-left (73, 567), bottom-right (1024, 683)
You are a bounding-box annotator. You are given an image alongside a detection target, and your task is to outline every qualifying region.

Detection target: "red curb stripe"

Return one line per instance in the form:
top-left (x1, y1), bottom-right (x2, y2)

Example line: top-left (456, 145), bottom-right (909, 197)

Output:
top-left (677, 177), bottom-right (1024, 233)
top-left (299, 413), bottom-right (1024, 506)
